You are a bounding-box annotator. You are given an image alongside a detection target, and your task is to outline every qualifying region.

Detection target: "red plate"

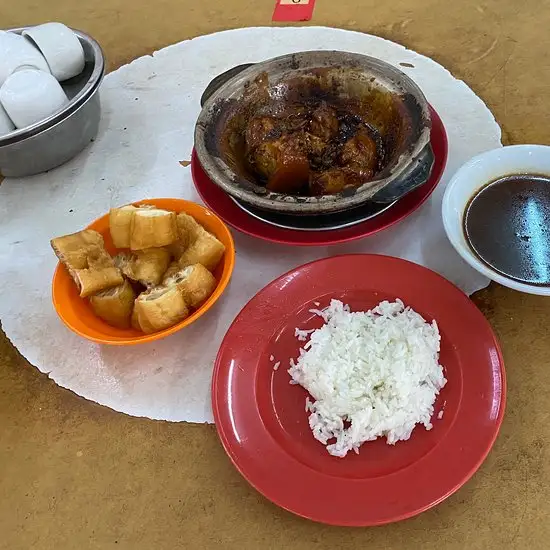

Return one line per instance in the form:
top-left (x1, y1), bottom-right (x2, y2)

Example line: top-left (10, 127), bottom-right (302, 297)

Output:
top-left (192, 105), bottom-right (448, 246)
top-left (212, 255), bottom-right (506, 526)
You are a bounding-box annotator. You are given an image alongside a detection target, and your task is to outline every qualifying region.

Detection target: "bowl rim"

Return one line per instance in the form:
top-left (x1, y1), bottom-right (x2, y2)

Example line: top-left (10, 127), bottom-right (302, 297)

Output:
top-left (442, 144), bottom-right (550, 296)
top-left (51, 198), bottom-right (236, 345)
top-left (0, 26), bottom-right (105, 146)
top-left (194, 50), bottom-right (432, 215)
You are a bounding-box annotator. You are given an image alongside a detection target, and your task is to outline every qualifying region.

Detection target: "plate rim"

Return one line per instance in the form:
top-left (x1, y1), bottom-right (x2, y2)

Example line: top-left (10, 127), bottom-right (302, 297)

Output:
top-left (212, 254), bottom-right (506, 526)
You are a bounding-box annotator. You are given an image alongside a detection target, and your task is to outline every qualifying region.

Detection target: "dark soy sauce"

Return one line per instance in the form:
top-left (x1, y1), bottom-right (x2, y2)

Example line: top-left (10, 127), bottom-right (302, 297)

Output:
top-left (464, 174), bottom-right (550, 285)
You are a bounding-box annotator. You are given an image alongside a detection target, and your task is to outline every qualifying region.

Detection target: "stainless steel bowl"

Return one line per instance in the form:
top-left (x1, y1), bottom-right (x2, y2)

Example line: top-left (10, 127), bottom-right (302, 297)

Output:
top-left (0, 27), bottom-right (105, 178)
top-left (195, 51), bottom-right (433, 216)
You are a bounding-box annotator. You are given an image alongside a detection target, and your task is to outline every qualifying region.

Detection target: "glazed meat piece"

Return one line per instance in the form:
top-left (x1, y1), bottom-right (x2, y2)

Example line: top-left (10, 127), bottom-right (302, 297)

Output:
top-left (251, 140), bottom-right (297, 180)
top-left (245, 106), bottom-right (309, 152)
top-left (310, 168), bottom-right (360, 196)
top-left (267, 158), bottom-right (310, 194)
top-left (339, 129), bottom-right (378, 179)
top-left (250, 131), bottom-right (328, 194)
top-left (251, 131), bottom-right (325, 180)
top-left (300, 131), bottom-right (327, 157)
top-left (280, 103), bottom-right (309, 133)
top-left (309, 102), bottom-right (339, 142)
top-left (245, 116), bottom-right (281, 150)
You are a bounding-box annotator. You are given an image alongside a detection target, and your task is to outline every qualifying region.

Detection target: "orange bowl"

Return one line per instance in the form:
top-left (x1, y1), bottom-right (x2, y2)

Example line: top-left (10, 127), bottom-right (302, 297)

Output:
top-left (52, 198), bottom-right (235, 345)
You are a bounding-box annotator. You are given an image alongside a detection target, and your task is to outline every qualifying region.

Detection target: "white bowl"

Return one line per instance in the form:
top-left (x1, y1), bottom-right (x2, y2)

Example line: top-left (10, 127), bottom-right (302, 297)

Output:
top-left (0, 68), bottom-right (68, 129)
top-left (23, 23), bottom-right (85, 82)
top-left (0, 102), bottom-right (15, 137)
top-left (442, 144), bottom-right (550, 295)
top-left (0, 30), bottom-right (50, 85)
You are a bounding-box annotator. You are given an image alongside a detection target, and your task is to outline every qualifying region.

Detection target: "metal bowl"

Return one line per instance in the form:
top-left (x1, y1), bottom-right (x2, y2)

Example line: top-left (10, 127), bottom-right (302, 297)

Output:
top-left (194, 51), bottom-right (433, 216)
top-left (0, 27), bottom-right (105, 178)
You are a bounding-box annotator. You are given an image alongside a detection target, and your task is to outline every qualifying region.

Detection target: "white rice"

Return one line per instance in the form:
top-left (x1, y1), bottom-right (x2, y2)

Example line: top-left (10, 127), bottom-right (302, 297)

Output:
top-left (273, 361), bottom-right (281, 371)
top-left (295, 328), bottom-right (315, 341)
top-left (288, 299), bottom-right (446, 458)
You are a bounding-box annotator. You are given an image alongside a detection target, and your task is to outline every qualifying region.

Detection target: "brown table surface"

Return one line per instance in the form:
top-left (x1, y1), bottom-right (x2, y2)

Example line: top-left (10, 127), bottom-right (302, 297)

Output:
top-left (2, 1), bottom-right (550, 548)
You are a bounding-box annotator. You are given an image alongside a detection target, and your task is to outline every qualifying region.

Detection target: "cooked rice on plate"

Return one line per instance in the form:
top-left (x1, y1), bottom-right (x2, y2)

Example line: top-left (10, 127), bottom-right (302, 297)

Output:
top-left (288, 299), bottom-right (447, 457)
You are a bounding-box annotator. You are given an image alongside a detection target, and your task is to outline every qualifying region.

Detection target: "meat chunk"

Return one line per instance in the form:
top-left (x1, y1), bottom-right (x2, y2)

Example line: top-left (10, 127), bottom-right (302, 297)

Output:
top-left (309, 102), bottom-right (339, 142)
top-left (280, 103), bottom-right (309, 133)
top-left (339, 129), bottom-right (378, 178)
top-left (251, 131), bottom-right (325, 180)
top-left (266, 158), bottom-right (310, 194)
top-left (251, 140), bottom-right (295, 180)
top-left (245, 107), bottom-right (310, 153)
top-left (245, 116), bottom-right (281, 150)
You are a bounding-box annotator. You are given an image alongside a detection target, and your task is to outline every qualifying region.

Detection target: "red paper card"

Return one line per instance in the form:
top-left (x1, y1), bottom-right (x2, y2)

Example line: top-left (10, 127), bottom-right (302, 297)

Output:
top-left (272, 0), bottom-right (316, 22)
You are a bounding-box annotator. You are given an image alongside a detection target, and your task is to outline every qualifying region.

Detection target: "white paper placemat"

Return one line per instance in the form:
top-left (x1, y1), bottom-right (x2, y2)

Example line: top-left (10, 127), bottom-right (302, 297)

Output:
top-left (0, 27), bottom-right (500, 423)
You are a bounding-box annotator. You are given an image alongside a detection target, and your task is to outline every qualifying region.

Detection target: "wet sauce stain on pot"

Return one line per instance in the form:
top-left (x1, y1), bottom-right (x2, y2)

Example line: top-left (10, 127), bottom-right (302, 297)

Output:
top-left (464, 174), bottom-right (550, 285)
